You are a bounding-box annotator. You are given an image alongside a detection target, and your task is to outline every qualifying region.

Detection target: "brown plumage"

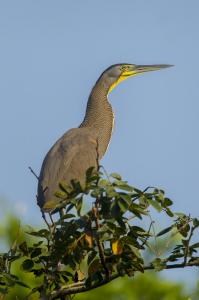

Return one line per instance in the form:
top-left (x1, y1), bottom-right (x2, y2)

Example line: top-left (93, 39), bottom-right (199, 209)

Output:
top-left (37, 63), bottom-right (172, 211)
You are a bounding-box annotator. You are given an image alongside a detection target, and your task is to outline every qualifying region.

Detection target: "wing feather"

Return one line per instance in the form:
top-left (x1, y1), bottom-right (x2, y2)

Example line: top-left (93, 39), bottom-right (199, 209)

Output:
top-left (37, 127), bottom-right (98, 210)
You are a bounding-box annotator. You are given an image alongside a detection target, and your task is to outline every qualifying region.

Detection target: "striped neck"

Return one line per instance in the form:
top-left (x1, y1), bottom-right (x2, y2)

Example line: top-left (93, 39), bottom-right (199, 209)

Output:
top-left (79, 83), bottom-right (114, 159)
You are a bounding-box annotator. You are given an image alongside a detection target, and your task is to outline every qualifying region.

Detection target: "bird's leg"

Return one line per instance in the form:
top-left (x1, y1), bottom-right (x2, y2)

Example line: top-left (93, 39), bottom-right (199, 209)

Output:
top-left (48, 213), bottom-right (56, 238)
top-left (41, 211), bottom-right (51, 229)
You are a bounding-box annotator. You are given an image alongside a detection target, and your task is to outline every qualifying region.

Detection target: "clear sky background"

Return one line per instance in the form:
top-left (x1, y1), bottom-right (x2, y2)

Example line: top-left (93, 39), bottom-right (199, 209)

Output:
top-left (0, 0), bottom-right (199, 288)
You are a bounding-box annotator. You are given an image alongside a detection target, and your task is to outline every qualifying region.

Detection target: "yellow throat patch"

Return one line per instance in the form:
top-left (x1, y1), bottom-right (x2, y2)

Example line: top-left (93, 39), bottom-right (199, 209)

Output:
top-left (108, 70), bottom-right (137, 94)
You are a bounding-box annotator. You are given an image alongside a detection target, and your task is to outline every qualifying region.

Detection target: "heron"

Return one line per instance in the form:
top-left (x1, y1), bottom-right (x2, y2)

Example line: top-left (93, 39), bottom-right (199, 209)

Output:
top-left (37, 63), bottom-right (172, 212)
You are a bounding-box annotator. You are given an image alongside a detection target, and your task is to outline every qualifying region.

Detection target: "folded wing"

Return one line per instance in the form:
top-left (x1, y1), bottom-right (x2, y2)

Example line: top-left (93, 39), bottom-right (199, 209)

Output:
top-left (37, 127), bottom-right (98, 211)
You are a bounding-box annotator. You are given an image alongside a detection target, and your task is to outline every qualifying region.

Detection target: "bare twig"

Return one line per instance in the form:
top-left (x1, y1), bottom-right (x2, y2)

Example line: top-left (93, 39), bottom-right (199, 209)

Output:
top-left (132, 186), bottom-right (155, 203)
top-left (148, 213), bottom-right (159, 256)
top-left (6, 221), bottom-right (20, 273)
top-left (99, 165), bottom-right (111, 182)
top-left (141, 220), bottom-right (154, 248)
top-left (93, 204), bottom-right (110, 279)
top-left (28, 166), bottom-right (39, 180)
top-left (183, 223), bottom-right (196, 265)
top-left (41, 210), bottom-right (51, 229)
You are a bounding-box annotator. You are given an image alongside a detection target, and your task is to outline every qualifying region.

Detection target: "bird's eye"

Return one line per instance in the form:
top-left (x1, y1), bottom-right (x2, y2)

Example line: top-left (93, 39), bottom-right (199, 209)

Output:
top-left (120, 66), bottom-right (127, 71)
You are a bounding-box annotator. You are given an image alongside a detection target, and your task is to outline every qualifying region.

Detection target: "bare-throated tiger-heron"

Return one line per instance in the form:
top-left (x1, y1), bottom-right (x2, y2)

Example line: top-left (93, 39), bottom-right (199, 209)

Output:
top-left (37, 63), bottom-right (172, 211)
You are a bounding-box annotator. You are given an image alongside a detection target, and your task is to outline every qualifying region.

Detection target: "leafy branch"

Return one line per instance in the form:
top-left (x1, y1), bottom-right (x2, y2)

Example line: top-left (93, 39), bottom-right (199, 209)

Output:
top-left (0, 169), bottom-right (199, 299)
top-left (49, 260), bottom-right (199, 299)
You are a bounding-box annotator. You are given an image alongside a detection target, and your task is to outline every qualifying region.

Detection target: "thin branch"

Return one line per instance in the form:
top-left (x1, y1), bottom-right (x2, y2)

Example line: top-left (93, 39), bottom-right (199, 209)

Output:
top-left (183, 223), bottom-right (196, 265)
top-left (49, 261), bottom-right (199, 299)
top-left (50, 273), bottom-right (119, 299)
top-left (144, 260), bottom-right (199, 270)
top-left (93, 204), bottom-right (110, 279)
top-left (140, 220), bottom-right (154, 248)
top-left (148, 213), bottom-right (159, 256)
top-left (92, 151), bottom-right (110, 280)
top-left (162, 216), bottom-right (193, 256)
top-left (132, 186), bottom-right (155, 203)
top-left (28, 166), bottom-right (39, 180)
top-left (41, 210), bottom-right (51, 229)
top-left (142, 186), bottom-right (156, 193)
top-left (99, 165), bottom-right (111, 182)
top-left (6, 223), bottom-right (20, 273)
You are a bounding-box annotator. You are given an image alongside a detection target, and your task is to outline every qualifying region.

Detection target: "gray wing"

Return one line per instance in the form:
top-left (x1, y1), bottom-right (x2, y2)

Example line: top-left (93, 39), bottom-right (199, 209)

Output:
top-left (37, 127), bottom-right (98, 211)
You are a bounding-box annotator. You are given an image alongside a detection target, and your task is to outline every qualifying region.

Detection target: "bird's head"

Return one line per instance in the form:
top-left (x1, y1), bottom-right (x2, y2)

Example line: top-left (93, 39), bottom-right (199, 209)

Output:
top-left (97, 63), bottom-right (173, 93)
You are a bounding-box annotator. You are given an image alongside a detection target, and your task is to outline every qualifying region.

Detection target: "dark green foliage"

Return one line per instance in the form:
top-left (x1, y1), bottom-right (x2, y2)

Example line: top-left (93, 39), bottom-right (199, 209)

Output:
top-left (0, 170), bottom-right (199, 299)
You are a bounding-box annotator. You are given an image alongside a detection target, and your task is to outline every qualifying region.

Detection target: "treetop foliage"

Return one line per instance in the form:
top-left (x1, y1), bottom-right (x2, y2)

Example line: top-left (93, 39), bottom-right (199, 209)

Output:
top-left (0, 168), bottom-right (199, 299)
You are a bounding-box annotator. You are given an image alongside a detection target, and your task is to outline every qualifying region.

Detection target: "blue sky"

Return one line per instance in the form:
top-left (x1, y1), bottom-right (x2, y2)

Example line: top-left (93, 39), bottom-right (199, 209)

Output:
top-left (0, 0), bottom-right (199, 287)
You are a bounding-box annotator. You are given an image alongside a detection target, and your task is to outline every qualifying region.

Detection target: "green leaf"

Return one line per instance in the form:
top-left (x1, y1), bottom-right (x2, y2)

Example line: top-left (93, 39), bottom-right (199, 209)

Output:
top-left (175, 212), bottom-right (186, 218)
top-left (27, 287), bottom-right (42, 297)
top-left (157, 226), bottom-right (173, 237)
top-left (106, 222), bottom-right (117, 232)
top-left (19, 241), bottom-right (29, 256)
top-left (54, 190), bottom-right (67, 199)
top-left (118, 198), bottom-right (129, 213)
top-left (163, 198), bottom-right (173, 207)
top-left (21, 259), bottom-right (34, 271)
top-left (15, 280), bottom-right (30, 288)
top-left (33, 241), bottom-right (43, 247)
top-left (121, 236), bottom-right (140, 248)
top-left (113, 180), bottom-right (133, 190)
top-left (148, 199), bottom-right (162, 212)
top-left (119, 193), bottom-right (131, 206)
top-left (165, 208), bottom-right (174, 217)
top-left (91, 188), bottom-right (101, 198)
top-left (111, 202), bottom-right (121, 218)
top-left (133, 187), bottom-right (142, 194)
top-left (32, 268), bottom-right (45, 277)
top-left (129, 203), bottom-right (147, 218)
top-left (106, 186), bottom-right (117, 198)
top-left (76, 196), bottom-right (83, 216)
top-left (87, 251), bottom-right (97, 265)
top-left (190, 242), bottom-right (199, 249)
top-left (117, 185), bottom-right (133, 192)
top-left (86, 166), bottom-right (96, 182)
top-left (27, 229), bottom-right (50, 238)
top-left (61, 213), bottom-right (76, 220)
top-left (59, 181), bottom-right (72, 193)
top-left (88, 258), bottom-right (101, 275)
top-left (130, 226), bottom-right (151, 237)
top-left (152, 258), bottom-right (166, 271)
top-left (167, 253), bottom-right (184, 262)
top-left (193, 218), bottom-right (199, 227)
top-left (98, 179), bottom-right (110, 187)
top-left (110, 173), bottom-right (122, 180)
top-left (31, 248), bottom-right (42, 258)
top-left (132, 262), bottom-right (144, 273)
top-left (7, 254), bottom-right (21, 263)
top-left (3, 273), bottom-right (18, 287)
top-left (85, 276), bottom-right (92, 288)
top-left (128, 245), bottom-right (141, 258)
top-left (71, 179), bottom-right (83, 193)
